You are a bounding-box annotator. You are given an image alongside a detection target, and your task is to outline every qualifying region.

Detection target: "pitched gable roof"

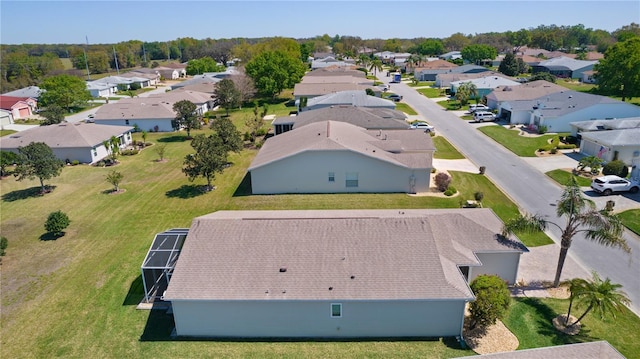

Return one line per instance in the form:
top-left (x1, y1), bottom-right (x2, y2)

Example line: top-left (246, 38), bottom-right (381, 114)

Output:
top-left (305, 90), bottom-right (395, 109)
top-left (0, 123), bottom-right (132, 149)
top-left (273, 106), bottom-right (407, 130)
top-left (580, 127), bottom-right (640, 146)
top-left (486, 80), bottom-right (566, 102)
top-left (164, 208), bottom-right (525, 301)
top-left (0, 96), bottom-right (30, 110)
top-left (249, 120), bottom-right (433, 171)
top-left (536, 56), bottom-right (597, 71)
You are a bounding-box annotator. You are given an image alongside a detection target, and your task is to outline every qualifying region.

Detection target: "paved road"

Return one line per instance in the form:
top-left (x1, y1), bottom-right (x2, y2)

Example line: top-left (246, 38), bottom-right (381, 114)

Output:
top-left (382, 76), bottom-right (640, 315)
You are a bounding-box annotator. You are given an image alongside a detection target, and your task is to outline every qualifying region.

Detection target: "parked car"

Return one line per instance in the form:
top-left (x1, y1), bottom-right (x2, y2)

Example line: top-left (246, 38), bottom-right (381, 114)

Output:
top-left (473, 111), bottom-right (496, 122)
top-left (468, 104), bottom-right (489, 113)
top-left (409, 122), bottom-right (435, 132)
top-left (590, 175), bottom-right (640, 195)
top-left (387, 94), bottom-right (403, 102)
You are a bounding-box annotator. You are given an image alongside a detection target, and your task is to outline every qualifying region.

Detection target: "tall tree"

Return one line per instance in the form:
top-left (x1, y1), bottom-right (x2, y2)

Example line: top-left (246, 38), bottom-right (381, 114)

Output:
top-left (443, 32), bottom-right (471, 51)
top-left (502, 176), bottom-right (630, 287)
top-left (567, 271), bottom-right (630, 328)
top-left (498, 52), bottom-right (519, 76)
top-left (210, 116), bottom-right (243, 153)
top-left (13, 142), bottom-right (64, 193)
top-left (594, 37), bottom-right (640, 101)
top-left (0, 151), bottom-right (19, 177)
top-left (39, 74), bottom-right (92, 112)
top-left (245, 50), bottom-right (306, 98)
top-left (172, 100), bottom-right (201, 138)
top-left (455, 82), bottom-right (478, 105)
top-left (506, 29), bottom-right (531, 51)
top-left (40, 104), bottom-right (66, 126)
top-left (461, 44), bottom-right (498, 65)
top-left (185, 57), bottom-right (225, 75)
top-left (229, 72), bottom-right (256, 108)
top-left (213, 79), bottom-right (241, 115)
top-left (368, 57), bottom-right (383, 78)
top-left (182, 133), bottom-right (228, 191)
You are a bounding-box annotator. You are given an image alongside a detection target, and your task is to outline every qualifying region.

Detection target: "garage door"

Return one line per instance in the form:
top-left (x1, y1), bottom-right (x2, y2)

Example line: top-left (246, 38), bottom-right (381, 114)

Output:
top-left (18, 107), bottom-right (30, 118)
top-left (581, 140), bottom-right (599, 157)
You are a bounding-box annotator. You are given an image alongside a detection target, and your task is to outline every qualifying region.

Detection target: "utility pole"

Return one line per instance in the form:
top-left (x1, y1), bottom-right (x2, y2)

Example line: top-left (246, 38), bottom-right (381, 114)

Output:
top-left (113, 46), bottom-right (120, 75)
top-left (84, 36), bottom-right (91, 80)
top-left (142, 43), bottom-right (147, 65)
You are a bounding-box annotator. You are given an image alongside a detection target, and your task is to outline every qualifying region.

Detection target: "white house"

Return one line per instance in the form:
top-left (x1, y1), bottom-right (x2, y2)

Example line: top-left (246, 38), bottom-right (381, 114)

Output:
top-left (249, 120), bottom-right (434, 194)
top-left (301, 90), bottom-right (396, 112)
top-left (500, 91), bottom-right (640, 132)
top-left (486, 80), bottom-right (565, 112)
top-left (450, 76), bottom-right (520, 99)
top-left (94, 90), bottom-right (214, 132)
top-left (579, 128), bottom-right (640, 165)
top-left (0, 123), bottom-right (133, 164)
top-left (163, 208), bottom-right (527, 338)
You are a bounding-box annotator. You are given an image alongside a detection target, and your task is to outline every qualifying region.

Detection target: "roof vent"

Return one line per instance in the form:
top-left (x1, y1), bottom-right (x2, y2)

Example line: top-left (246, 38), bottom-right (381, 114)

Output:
top-left (328, 287), bottom-right (333, 291)
top-left (350, 276), bottom-right (355, 279)
top-left (279, 267), bottom-right (287, 273)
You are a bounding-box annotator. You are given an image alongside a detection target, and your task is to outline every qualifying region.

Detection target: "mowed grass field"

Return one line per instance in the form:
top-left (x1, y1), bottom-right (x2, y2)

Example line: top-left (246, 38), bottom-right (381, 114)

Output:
top-left (1, 120), bottom-right (552, 357)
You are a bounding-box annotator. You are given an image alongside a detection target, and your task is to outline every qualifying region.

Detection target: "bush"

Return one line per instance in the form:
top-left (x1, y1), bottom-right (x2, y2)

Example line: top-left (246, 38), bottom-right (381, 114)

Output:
top-left (434, 172), bottom-right (451, 192)
top-left (557, 143), bottom-right (576, 149)
top-left (45, 210), bottom-right (70, 236)
top-left (0, 236), bottom-right (7, 256)
top-left (603, 160), bottom-right (629, 178)
top-left (444, 186), bottom-right (457, 196)
top-left (469, 274), bottom-right (510, 329)
top-left (71, 160), bottom-right (80, 166)
top-left (550, 147), bottom-right (558, 154)
top-left (474, 191), bottom-right (484, 201)
top-left (121, 149), bottom-right (139, 156)
top-left (537, 125), bottom-right (548, 134)
top-left (96, 161), bottom-right (105, 167)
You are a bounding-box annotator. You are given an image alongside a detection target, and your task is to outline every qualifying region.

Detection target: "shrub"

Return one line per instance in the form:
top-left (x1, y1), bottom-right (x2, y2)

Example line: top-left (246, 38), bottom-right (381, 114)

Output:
top-left (434, 172), bottom-right (451, 192)
top-left (96, 161), bottom-right (105, 167)
top-left (603, 160), bottom-right (629, 178)
top-left (121, 149), bottom-right (139, 156)
top-left (45, 210), bottom-right (70, 236)
top-left (550, 147), bottom-right (558, 154)
top-left (537, 125), bottom-right (548, 134)
top-left (0, 236), bottom-right (7, 256)
top-left (431, 168), bottom-right (437, 173)
top-left (474, 191), bottom-right (484, 201)
top-left (71, 160), bottom-right (80, 166)
top-left (557, 144), bottom-right (576, 149)
top-left (444, 186), bottom-right (457, 196)
top-left (469, 275), bottom-right (510, 329)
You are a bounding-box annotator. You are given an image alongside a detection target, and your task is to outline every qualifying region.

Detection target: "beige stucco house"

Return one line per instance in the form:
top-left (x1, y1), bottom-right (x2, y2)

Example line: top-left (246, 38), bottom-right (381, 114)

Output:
top-left (248, 120), bottom-right (435, 194)
top-left (163, 208), bottom-right (527, 338)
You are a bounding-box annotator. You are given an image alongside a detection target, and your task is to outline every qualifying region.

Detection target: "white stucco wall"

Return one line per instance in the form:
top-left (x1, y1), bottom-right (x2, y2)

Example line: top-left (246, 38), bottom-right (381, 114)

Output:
top-left (468, 252), bottom-right (522, 285)
top-left (536, 104), bottom-right (640, 133)
top-left (580, 139), bottom-right (640, 165)
top-left (250, 150), bottom-right (431, 194)
top-left (95, 119), bottom-right (174, 132)
top-left (170, 299), bottom-right (466, 338)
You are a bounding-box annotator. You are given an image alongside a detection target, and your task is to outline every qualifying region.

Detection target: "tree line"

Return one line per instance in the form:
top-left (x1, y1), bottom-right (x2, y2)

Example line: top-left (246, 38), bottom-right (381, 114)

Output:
top-left (3, 23), bottom-right (638, 92)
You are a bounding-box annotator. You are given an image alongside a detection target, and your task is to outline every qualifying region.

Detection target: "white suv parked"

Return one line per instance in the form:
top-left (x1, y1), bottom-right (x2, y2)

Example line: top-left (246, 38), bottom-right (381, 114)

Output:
top-left (468, 104), bottom-right (489, 113)
top-left (591, 175), bottom-right (640, 195)
top-left (473, 111), bottom-right (496, 122)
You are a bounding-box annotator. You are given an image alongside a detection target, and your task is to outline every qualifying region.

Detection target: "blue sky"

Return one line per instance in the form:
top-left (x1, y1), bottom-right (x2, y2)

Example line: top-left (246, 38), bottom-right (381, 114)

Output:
top-left (1, 0), bottom-right (639, 44)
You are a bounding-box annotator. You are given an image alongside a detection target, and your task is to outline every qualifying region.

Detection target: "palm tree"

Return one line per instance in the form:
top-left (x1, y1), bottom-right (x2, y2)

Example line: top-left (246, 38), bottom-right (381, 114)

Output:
top-left (356, 53), bottom-right (371, 72)
top-left (369, 57), bottom-right (383, 79)
top-left (568, 271), bottom-right (630, 327)
top-left (563, 277), bottom-right (589, 325)
top-left (406, 54), bottom-right (424, 73)
top-left (502, 176), bottom-right (630, 287)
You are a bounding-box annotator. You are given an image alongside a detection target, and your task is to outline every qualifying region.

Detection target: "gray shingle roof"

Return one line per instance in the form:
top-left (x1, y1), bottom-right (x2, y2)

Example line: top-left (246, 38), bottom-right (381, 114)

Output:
top-left (570, 117), bottom-right (640, 131)
top-left (0, 123), bottom-right (133, 149)
top-left (249, 120), bottom-right (433, 171)
top-left (94, 90), bottom-right (212, 120)
top-left (306, 90), bottom-right (395, 109)
top-left (2, 86), bottom-right (42, 98)
top-left (273, 106), bottom-right (407, 129)
top-left (164, 209), bottom-right (525, 301)
top-left (457, 341), bottom-right (624, 359)
top-left (536, 56), bottom-right (597, 71)
top-left (486, 80), bottom-right (566, 102)
top-left (580, 128), bottom-right (640, 146)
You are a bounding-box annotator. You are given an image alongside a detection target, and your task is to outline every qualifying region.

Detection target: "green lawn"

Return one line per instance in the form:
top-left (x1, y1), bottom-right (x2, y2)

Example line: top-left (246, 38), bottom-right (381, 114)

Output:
top-left (618, 209), bottom-right (640, 236)
top-left (436, 99), bottom-right (464, 111)
top-left (556, 79), bottom-right (597, 93)
top-left (417, 87), bottom-right (446, 98)
top-left (478, 126), bottom-right (568, 157)
top-left (409, 81), bottom-right (435, 87)
top-left (433, 136), bottom-right (464, 160)
top-left (504, 297), bottom-right (639, 358)
top-left (395, 102), bottom-right (418, 115)
top-left (0, 107), bottom-right (553, 357)
top-left (545, 169), bottom-right (592, 187)
top-left (1, 129), bottom-right (17, 137)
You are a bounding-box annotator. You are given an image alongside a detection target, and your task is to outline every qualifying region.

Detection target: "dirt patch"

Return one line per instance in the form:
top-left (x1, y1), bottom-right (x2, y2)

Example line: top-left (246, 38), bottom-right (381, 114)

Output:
top-left (463, 318), bottom-right (519, 354)
top-left (553, 314), bottom-right (581, 335)
top-left (547, 285), bottom-right (571, 299)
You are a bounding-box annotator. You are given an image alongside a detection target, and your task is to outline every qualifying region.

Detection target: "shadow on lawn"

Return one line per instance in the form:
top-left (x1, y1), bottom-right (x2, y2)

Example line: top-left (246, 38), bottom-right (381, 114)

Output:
top-left (517, 297), bottom-right (592, 345)
top-left (2, 186), bottom-right (56, 202)
top-left (165, 184), bottom-right (207, 199)
top-left (39, 231), bottom-right (65, 241)
top-left (232, 172), bottom-right (252, 197)
top-left (123, 275), bottom-right (145, 306)
top-left (157, 136), bottom-right (188, 143)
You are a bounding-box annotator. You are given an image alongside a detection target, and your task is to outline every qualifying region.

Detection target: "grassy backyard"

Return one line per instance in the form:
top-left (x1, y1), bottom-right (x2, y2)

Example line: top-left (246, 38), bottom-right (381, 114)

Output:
top-left (545, 169), bottom-right (592, 187)
top-left (478, 126), bottom-right (569, 157)
top-left (395, 102), bottom-right (418, 115)
top-left (618, 209), bottom-right (640, 236)
top-left (417, 87), bottom-right (445, 98)
top-left (504, 297), bottom-right (640, 358)
top-left (0, 112), bottom-right (560, 358)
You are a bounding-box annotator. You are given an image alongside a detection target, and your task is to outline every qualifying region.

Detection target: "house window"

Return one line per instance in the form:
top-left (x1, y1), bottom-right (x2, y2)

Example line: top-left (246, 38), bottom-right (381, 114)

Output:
top-left (345, 172), bottom-right (358, 188)
top-left (93, 148), bottom-right (97, 157)
top-left (125, 120), bottom-right (130, 125)
top-left (331, 303), bottom-right (342, 318)
top-left (328, 172), bottom-right (335, 182)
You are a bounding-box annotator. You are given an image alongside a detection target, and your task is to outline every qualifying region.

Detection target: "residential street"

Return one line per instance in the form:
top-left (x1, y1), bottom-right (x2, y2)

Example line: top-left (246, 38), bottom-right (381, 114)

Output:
top-left (380, 75), bottom-right (640, 315)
